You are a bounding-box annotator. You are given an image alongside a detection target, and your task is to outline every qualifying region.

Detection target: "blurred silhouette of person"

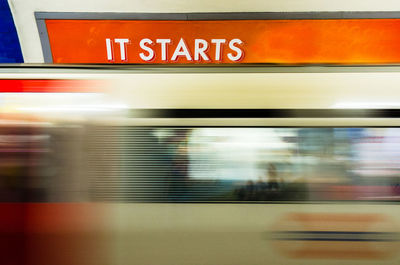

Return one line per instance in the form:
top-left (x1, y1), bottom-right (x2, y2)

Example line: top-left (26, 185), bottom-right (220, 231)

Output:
top-left (267, 163), bottom-right (280, 191)
top-left (256, 163), bottom-right (283, 200)
top-left (167, 129), bottom-right (191, 201)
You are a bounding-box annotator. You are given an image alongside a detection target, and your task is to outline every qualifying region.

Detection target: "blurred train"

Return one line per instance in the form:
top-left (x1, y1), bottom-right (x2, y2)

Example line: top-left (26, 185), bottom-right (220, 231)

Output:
top-left (1, 65), bottom-right (400, 265)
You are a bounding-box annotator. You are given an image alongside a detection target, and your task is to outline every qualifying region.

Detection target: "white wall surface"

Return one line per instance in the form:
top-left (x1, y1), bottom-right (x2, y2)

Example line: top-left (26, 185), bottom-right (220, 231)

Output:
top-left (8, 0), bottom-right (400, 63)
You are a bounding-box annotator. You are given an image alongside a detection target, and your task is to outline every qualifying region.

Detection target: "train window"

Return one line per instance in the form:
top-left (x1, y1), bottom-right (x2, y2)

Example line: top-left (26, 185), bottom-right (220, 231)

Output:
top-left (89, 127), bottom-right (400, 202)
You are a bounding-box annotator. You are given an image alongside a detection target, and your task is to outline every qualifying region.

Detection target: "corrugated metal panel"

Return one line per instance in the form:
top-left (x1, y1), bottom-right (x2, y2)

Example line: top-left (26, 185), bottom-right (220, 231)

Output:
top-left (87, 127), bottom-right (234, 202)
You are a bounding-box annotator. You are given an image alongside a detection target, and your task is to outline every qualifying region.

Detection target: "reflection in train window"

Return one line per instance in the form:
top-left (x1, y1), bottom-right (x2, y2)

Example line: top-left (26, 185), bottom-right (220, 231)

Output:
top-left (89, 127), bottom-right (400, 202)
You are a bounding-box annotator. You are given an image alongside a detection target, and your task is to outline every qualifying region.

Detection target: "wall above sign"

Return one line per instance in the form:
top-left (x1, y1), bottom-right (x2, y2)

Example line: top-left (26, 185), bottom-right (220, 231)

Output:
top-left (36, 12), bottom-right (400, 64)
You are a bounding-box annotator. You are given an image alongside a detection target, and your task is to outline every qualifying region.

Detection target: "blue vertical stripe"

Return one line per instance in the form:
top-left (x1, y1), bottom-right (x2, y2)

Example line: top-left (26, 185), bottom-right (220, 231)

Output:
top-left (0, 0), bottom-right (23, 63)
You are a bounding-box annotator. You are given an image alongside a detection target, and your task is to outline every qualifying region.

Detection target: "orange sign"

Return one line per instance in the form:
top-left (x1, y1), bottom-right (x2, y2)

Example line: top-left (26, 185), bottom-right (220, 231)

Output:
top-left (44, 19), bottom-right (400, 64)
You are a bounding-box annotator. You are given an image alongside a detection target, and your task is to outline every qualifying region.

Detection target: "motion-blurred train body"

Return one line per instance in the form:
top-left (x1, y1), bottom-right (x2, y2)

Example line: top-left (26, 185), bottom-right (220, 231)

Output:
top-left (2, 0), bottom-right (400, 264)
top-left (1, 66), bottom-right (400, 265)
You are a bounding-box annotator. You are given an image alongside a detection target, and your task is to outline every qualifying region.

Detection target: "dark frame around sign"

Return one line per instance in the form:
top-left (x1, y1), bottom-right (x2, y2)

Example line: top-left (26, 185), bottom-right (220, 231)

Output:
top-left (35, 11), bottom-right (400, 64)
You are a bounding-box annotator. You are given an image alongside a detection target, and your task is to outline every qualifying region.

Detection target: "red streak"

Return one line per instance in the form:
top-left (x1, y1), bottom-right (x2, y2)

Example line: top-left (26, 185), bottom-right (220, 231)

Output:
top-left (0, 79), bottom-right (97, 93)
